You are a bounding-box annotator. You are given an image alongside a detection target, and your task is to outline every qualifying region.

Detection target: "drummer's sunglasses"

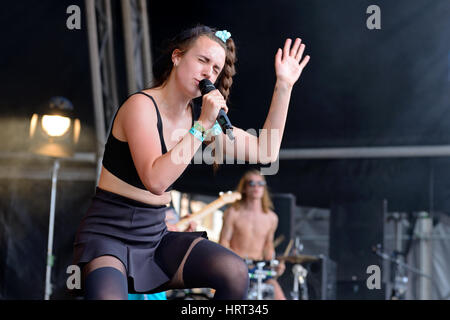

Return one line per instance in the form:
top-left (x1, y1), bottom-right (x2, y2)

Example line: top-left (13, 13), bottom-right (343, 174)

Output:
top-left (247, 180), bottom-right (266, 187)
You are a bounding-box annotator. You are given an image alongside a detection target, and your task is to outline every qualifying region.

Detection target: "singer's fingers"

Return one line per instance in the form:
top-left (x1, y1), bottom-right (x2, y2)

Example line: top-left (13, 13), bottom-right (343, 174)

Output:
top-left (204, 91), bottom-right (228, 114)
top-left (221, 105), bottom-right (228, 114)
top-left (290, 38), bottom-right (302, 57)
top-left (282, 38), bottom-right (292, 61)
top-left (275, 48), bottom-right (282, 65)
top-left (211, 91), bottom-right (227, 105)
top-left (203, 91), bottom-right (222, 106)
top-left (206, 89), bottom-right (225, 100)
top-left (299, 55), bottom-right (310, 69)
top-left (295, 43), bottom-right (305, 62)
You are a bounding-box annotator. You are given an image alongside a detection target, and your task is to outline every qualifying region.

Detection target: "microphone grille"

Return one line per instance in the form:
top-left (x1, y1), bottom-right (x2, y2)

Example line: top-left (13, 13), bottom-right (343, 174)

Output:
top-left (199, 79), bottom-right (216, 95)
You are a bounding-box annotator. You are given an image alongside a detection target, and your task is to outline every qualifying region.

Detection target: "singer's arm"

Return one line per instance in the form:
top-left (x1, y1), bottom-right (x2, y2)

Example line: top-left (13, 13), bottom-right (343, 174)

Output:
top-left (208, 38), bottom-right (310, 164)
top-left (209, 80), bottom-right (292, 164)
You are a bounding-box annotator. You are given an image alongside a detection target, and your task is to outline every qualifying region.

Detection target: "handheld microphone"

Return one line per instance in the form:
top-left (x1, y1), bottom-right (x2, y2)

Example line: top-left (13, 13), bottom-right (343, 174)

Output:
top-left (199, 79), bottom-right (235, 141)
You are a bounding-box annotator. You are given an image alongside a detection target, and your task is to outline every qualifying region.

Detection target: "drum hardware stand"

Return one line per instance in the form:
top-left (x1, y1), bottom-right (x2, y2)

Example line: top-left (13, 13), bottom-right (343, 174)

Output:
top-left (291, 264), bottom-right (308, 300)
top-left (294, 236), bottom-right (304, 253)
top-left (255, 261), bottom-right (277, 300)
top-left (255, 262), bottom-right (266, 300)
top-left (248, 261), bottom-right (277, 300)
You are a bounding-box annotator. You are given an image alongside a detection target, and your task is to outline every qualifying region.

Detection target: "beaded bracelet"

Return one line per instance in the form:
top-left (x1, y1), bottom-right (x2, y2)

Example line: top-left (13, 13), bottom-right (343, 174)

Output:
top-left (189, 126), bottom-right (204, 142)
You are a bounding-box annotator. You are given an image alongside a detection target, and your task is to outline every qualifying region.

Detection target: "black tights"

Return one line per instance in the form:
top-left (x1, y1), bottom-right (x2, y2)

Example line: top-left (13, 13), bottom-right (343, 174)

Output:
top-left (85, 266), bottom-right (128, 300)
top-left (84, 238), bottom-right (249, 300)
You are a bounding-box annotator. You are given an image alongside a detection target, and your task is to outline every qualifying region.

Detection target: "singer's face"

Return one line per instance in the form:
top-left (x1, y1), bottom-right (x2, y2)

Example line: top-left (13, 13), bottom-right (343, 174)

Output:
top-left (173, 36), bottom-right (226, 98)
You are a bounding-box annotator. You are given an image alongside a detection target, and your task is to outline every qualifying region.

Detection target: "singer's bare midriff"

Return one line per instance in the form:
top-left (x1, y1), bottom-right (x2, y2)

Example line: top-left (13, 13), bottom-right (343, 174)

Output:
top-left (97, 88), bottom-right (193, 206)
top-left (98, 167), bottom-right (172, 206)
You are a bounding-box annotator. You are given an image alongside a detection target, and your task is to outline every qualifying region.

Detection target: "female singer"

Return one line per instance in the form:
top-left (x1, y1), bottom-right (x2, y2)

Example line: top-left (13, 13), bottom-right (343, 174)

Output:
top-left (73, 25), bottom-right (309, 299)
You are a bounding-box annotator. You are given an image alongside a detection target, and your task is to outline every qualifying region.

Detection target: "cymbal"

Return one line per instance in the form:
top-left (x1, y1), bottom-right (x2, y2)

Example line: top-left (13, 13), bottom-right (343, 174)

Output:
top-left (276, 254), bottom-right (318, 264)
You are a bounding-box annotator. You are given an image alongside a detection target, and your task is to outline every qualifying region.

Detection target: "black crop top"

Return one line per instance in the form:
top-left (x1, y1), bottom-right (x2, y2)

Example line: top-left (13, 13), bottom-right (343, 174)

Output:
top-left (102, 92), bottom-right (200, 192)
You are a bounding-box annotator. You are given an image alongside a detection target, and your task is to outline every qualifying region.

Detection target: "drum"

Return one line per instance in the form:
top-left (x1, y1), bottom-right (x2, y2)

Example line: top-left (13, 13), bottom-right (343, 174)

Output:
top-left (246, 259), bottom-right (278, 281)
top-left (245, 259), bottom-right (278, 300)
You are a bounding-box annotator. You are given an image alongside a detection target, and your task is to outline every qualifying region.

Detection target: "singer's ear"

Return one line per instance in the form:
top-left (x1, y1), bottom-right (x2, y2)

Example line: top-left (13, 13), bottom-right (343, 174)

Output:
top-left (171, 49), bottom-right (183, 67)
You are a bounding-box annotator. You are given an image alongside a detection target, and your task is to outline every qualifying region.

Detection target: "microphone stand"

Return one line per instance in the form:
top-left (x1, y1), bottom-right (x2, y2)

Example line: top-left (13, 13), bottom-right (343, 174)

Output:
top-left (373, 244), bottom-right (442, 300)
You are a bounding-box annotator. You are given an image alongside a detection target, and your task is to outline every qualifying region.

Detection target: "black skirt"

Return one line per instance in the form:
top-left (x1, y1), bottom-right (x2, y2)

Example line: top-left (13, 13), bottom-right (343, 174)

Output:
top-left (72, 187), bottom-right (207, 294)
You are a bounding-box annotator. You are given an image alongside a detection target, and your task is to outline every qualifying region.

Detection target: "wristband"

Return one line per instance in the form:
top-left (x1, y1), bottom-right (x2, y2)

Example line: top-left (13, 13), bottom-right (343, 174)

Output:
top-left (205, 121), bottom-right (223, 137)
top-left (193, 121), bottom-right (205, 133)
top-left (189, 126), bottom-right (204, 142)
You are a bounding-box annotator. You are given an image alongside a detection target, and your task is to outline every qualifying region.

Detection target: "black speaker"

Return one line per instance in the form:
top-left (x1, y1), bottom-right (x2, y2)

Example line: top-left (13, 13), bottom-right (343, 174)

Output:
top-left (271, 193), bottom-right (296, 254)
top-left (304, 255), bottom-right (337, 300)
top-left (329, 200), bottom-right (385, 282)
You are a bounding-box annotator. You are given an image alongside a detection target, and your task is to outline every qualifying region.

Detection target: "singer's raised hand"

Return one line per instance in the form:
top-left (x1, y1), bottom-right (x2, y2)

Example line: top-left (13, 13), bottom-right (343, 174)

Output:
top-left (275, 38), bottom-right (310, 87)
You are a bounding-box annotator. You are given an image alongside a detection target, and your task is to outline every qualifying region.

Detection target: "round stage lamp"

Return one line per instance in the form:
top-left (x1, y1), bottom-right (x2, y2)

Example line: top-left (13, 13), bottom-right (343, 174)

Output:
top-left (29, 96), bottom-right (80, 158)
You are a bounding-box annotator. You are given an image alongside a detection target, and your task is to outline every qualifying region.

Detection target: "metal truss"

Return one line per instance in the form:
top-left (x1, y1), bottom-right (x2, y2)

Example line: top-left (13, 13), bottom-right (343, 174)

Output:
top-left (85, 0), bottom-right (152, 182)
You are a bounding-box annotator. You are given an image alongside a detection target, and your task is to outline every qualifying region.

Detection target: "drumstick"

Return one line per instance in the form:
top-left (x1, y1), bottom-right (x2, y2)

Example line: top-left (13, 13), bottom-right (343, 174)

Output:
top-left (283, 239), bottom-right (293, 257)
top-left (273, 235), bottom-right (285, 248)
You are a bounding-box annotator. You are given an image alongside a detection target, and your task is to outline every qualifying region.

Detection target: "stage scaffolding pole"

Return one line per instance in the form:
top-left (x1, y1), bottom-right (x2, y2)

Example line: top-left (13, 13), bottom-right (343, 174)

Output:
top-left (121, 0), bottom-right (137, 94)
top-left (121, 0), bottom-right (153, 93)
top-left (85, 0), bottom-right (106, 184)
top-left (139, 0), bottom-right (153, 87)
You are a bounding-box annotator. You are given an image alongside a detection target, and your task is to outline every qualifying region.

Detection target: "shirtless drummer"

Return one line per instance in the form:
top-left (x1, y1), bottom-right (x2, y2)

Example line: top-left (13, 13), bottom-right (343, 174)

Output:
top-left (219, 169), bottom-right (286, 300)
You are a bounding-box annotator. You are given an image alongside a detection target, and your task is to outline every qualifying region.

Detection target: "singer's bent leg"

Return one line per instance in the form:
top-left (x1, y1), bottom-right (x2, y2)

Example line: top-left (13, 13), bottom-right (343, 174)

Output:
top-left (149, 233), bottom-right (249, 299)
top-left (182, 239), bottom-right (249, 299)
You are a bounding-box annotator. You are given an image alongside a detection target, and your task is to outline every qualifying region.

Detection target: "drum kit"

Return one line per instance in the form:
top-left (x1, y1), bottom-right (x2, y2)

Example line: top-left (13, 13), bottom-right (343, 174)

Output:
top-left (245, 236), bottom-right (320, 300)
top-left (246, 253), bottom-right (318, 300)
